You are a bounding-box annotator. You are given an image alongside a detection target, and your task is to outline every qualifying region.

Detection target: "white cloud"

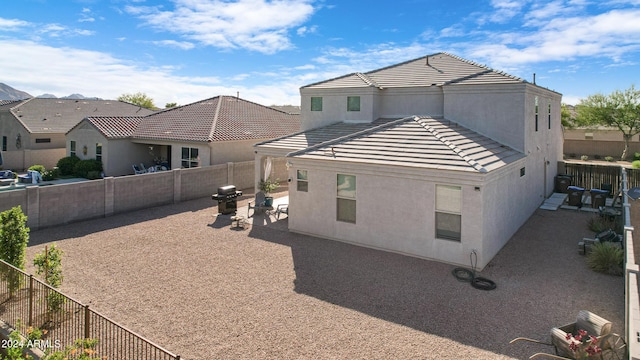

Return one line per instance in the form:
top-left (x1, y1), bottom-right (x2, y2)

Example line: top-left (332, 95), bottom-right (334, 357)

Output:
top-left (0, 39), bottom-right (302, 106)
top-left (467, 8), bottom-right (640, 67)
top-left (478, 0), bottom-right (528, 24)
top-left (297, 25), bottom-right (318, 36)
top-left (152, 40), bottom-right (196, 50)
top-left (0, 17), bottom-right (30, 31)
top-left (126, 0), bottom-right (316, 54)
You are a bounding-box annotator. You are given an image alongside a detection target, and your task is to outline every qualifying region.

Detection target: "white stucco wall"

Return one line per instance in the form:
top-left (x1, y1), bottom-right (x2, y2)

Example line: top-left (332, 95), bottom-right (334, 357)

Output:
top-left (377, 87), bottom-right (444, 118)
top-left (211, 139), bottom-right (271, 165)
top-left (287, 159), bottom-right (488, 268)
top-left (443, 84), bottom-right (527, 151)
top-left (300, 87), bottom-right (379, 130)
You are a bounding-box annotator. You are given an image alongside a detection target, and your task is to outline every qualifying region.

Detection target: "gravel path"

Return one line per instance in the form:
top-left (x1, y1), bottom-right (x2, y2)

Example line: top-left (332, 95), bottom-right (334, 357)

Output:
top-left (24, 193), bottom-right (624, 359)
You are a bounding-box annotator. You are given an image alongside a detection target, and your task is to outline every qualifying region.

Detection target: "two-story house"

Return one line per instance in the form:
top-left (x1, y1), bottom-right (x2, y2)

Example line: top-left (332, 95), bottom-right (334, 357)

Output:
top-left (255, 53), bottom-right (562, 269)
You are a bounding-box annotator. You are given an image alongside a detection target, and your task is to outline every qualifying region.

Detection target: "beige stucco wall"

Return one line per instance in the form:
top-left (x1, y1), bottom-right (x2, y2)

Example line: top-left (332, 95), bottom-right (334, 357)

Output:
top-left (286, 159), bottom-right (492, 268)
top-left (300, 87), bottom-right (379, 130)
top-left (211, 139), bottom-right (269, 165)
top-left (563, 128), bottom-right (640, 159)
top-left (443, 84), bottom-right (528, 151)
top-left (300, 86), bottom-right (445, 130)
top-left (1, 110), bottom-right (69, 170)
top-left (378, 87), bottom-right (444, 118)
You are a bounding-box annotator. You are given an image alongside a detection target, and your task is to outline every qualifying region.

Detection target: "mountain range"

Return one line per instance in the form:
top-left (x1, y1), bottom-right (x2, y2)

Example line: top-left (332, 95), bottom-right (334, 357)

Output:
top-left (0, 82), bottom-right (100, 101)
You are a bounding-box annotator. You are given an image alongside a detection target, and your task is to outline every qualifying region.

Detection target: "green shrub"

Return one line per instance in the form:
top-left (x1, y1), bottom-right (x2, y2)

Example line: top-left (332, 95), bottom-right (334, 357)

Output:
top-left (633, 160), bottom-right (640, 169)
top-left (587, 242), bottom-right (623, 276)
top-left (581, 155), bottom-right (589, 161)
top-left (73, 159), bottom-right (102, 178)
top-left (56, 155), bottom-right (80, 176)
top-left (0, 206), bottom-right (30, 296)
top-left (634, 152), bottom-right (640, 161)
top-left (604, 156), bottom-right (614, 162)
top-left (42, 167), bottom-right (60, 181)
top-left (28, 164), bottom-right (46, 174)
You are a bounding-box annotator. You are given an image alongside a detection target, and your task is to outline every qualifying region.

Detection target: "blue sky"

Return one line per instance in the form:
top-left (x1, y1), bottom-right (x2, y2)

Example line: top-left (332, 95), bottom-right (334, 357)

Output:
top-left (1, 0), bottom-right (639, 107)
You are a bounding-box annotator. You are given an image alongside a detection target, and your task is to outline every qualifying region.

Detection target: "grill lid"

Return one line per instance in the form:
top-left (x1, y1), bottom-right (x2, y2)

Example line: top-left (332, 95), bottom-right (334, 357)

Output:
top-left (217, 185), bottom-right (237, 195)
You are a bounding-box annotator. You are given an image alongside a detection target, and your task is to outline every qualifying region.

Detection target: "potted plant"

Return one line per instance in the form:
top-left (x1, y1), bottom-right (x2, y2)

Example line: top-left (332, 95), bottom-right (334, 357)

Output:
top-left (259, 177), bottom-right (279, 206)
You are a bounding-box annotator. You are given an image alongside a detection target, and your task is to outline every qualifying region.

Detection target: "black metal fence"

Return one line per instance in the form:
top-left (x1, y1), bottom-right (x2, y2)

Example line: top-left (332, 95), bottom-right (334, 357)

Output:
top-left (0, 260), bottom-right (180, 359)
top-left (562, 162), bottom-right (640, 196)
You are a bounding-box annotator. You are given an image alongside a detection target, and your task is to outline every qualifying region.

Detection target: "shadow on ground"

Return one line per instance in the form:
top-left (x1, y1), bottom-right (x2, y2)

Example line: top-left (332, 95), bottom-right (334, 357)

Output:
top-left (247, 209), bottom-right (625, 359)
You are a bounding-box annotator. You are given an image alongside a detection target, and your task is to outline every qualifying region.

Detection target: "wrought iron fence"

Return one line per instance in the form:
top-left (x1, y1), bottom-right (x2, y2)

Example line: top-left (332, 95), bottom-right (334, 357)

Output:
top-left (0, 260), bottom-right (180, 359)
top-left (562, 162), bottom-right (640, 196)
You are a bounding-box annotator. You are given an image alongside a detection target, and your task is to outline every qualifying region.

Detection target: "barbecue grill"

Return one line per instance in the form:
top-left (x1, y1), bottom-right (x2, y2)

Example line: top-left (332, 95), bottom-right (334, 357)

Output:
top-left (212, 185), bottom-right (243, 214)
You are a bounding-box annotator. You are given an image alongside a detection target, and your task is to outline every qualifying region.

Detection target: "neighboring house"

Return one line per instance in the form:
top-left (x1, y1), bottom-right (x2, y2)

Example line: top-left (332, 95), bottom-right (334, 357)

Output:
top-left (563, 127), bottom-right (640, 160)
top-left (67, 95), bottom-right (301, 176)
top-left (255, 52), bottom-right (562, 269)
top-left (0, 98), bottom-right (154, 170)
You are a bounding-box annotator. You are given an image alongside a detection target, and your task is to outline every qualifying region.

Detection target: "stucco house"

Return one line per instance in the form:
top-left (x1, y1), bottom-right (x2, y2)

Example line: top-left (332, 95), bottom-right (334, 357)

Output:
top-left (67, 95), bottom-right (300, 176)
top-left (0, 98), bottom-right (154, 170)
top-left (255, 52), bottom-right (562, 269)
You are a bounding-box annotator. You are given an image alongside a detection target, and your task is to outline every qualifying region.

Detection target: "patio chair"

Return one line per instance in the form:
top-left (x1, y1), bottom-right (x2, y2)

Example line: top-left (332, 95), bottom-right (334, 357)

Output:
top-left (0, 170), bottom-right (14, 179)
top-left (510, 310), bottom-right (626, 359)
top-left (247, 191), bottom-right (273, 217)
top-left (132, 164), bottom-right (146, 174)
top-left (276, 204), bottom-right (289, 219)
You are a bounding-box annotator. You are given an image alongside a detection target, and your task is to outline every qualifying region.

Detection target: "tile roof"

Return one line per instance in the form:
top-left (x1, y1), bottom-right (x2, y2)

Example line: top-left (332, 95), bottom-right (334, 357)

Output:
top-left (6, 98), bottom-right (154, 134)
top-left (0, 99), bottom-right (22, 108)
top-left (75, 116), bottom-right (145, 139)
top-left (255, 118), bottom-right (398, 152)
top-left (287, 116), bottom-right (523, 173)
top-left (303, 52), bottom-right (527, 89)
top-left (132, 95), bottom-right (300, 142)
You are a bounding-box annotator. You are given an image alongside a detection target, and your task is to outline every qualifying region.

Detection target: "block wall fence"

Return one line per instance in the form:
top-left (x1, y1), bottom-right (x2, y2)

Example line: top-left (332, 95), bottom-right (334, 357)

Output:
top-left (0, 158), bottom-right (287, 230)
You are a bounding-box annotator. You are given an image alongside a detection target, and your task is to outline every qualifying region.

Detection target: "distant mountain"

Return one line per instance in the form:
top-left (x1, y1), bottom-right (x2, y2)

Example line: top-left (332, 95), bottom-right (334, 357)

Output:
top-left (0, 82), bottom-right (32, 100)
top-left (36, 93), bottom-right (102, 100)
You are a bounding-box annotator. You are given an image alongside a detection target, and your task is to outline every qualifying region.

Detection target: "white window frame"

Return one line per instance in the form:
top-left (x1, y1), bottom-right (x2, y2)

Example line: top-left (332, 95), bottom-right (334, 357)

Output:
top-left (337, 174), bottom-right (356, 223)
top-left (435, 184), bottom-right (462, 241)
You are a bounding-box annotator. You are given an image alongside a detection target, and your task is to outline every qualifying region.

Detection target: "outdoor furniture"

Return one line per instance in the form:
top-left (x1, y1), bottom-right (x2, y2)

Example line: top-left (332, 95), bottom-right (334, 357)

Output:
top-left (0, 170), bottom-right (14, 186)
top-left (276, 204), bottom-right (289, 219)
top-left (510, 310), bottom-right (626, 359)
top-left (0, 170), bottom-right (14, 179)
top-left (230, 215), bottom-right (247, 229)
top-left (132, 164), bottom-right (146, 174)
top-left (247, 191), bottom-right (272, 217)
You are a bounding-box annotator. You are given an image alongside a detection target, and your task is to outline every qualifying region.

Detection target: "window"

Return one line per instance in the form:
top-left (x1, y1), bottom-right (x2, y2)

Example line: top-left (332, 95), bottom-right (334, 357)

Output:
top-left (337, 174), bottom-right (356, 223)
top-left (435, 185), bottom-right (461, 241)
top-left (70, 141), bottom-right (76, 156)
top-left (96, 143), bottom-right (103, 162)
top-left (311, 97), bottom-right (323, 111)
top-left (181, 147), bottom-right (199, 168)
top-left (347, 96), bottom-right (360, 112)
top-left (548, 103), bottom-right (551, 130)
top-left (2, 136), bottom-right (6, 151)
top-left (35, 138), bottom-right (51, 143)
top-left (535, 96), bottom-right (539, 132)
top-left (520, 167), bottom-right (526, 177)
top-left (297, 169), bottom-right (308, 192)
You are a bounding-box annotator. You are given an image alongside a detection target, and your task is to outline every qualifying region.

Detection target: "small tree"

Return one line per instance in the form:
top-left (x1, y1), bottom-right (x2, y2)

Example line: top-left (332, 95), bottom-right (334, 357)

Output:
top-left (34, 245), bottom-right (64, 288)
top-left (0, 206), bottom-right (30, 295)
top-left (575, 85), bottom-right (640, 160)
top-left (34, 244), bottom-right (66, 315)
top-left (118, 92), bottom-right (157, 110)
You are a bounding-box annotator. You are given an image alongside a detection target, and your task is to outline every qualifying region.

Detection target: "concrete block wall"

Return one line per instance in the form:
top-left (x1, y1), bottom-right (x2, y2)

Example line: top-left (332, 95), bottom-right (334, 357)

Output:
top-left (114, 171), bottom-right (175, 214)
top-left (38, 180), bottom-right (106, 227)
top-left (0, 161), bottom-right (258, 230)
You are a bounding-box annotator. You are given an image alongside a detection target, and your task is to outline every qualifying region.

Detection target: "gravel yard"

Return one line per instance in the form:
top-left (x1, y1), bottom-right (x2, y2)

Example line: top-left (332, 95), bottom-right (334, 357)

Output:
top-left (24, 193), bottom-right (624, 359)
